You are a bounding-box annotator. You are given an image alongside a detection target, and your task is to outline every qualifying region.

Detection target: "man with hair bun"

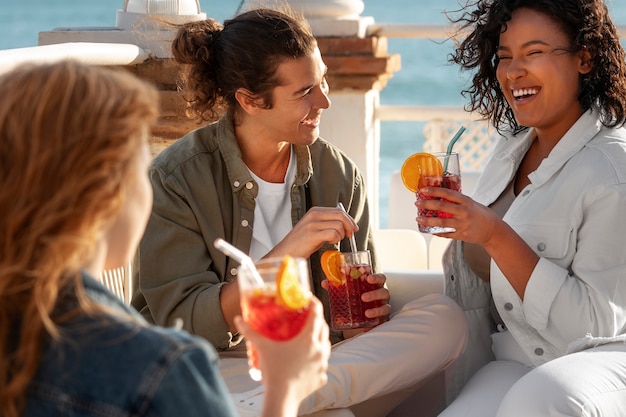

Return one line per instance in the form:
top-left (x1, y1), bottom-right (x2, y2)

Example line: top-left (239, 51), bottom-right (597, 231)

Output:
top-left (134, 6), bottom-right (468, 417)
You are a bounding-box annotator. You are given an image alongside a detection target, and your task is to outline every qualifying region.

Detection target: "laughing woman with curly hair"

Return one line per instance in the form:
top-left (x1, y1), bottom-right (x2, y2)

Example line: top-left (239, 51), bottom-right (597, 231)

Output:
top-left (419, 0), bottom-right (626, 415)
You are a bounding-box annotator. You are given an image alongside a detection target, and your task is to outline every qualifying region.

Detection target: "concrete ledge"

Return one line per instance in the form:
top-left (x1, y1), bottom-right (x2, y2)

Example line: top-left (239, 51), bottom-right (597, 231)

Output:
top-left (0, 42), bottom-right (149, 76)
top-left (308, 16), bottom-right (375, 37)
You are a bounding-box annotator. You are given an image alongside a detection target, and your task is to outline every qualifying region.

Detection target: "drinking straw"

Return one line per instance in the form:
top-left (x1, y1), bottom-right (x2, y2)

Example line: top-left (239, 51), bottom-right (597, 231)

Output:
top-left (214, 238), bottom-right (264, 286)
top-left (337, 202), bottom-right (358, 254)
top-left (444, 126), bottom-right (467, 172)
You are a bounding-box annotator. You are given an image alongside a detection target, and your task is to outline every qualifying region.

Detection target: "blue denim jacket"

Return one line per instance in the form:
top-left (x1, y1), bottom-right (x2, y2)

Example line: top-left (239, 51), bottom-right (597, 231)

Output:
top-left (23, 273), bottom-right (237, 417)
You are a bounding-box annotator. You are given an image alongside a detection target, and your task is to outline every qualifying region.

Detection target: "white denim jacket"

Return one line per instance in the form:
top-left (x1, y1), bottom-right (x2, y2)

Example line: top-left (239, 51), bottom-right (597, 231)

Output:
top-left (443, 109), bottom-right (626, 399)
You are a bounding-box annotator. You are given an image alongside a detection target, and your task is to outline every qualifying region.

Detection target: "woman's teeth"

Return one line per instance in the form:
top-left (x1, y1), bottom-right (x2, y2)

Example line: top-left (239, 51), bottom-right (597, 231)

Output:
top-left (513, 88), bottom-right (538, 99)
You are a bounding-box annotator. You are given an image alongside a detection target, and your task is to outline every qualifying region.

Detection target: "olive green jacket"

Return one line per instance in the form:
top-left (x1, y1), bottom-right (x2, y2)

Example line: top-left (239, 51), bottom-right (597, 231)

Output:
top-left (132, 114), bottom-right (376, 350)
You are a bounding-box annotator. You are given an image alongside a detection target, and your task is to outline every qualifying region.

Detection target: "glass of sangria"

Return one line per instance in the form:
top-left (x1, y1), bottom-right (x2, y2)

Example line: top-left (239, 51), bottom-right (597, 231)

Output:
top-left (323, 250), bottom-right (382, 330)
top-left (415, 152), bottom-right (462, 234)
top-left (238, 256), bottom-right (312, 381)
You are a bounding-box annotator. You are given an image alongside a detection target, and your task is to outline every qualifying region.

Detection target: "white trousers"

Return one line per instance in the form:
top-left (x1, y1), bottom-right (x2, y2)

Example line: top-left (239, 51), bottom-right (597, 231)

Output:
top-left (221, 293), bottom-right (468, 417)
top-left (438, 342), bottom-right (626, 417)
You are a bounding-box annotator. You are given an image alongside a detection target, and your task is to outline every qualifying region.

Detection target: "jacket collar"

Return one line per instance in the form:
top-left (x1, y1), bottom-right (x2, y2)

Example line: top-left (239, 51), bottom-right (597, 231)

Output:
top-left (528, 109), bottom-right (602, 187)
top-left (473, 109), bottom-right (601, 205)
top-left (293, 144), bottom-right (313, 186)
top-left (215, 114), bottom-right (255, 193)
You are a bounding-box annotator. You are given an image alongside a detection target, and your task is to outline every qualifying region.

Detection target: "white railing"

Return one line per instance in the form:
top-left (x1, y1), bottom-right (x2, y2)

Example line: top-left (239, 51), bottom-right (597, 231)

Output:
top-left (370, 25), bottom-right (495, 172)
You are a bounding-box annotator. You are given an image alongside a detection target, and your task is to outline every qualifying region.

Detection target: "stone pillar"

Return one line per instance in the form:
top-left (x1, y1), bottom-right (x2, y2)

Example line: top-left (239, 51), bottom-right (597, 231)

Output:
top-left (243, 0), bottom-right (372, 36)
top-left (316, 36), bottom-right (399, 229)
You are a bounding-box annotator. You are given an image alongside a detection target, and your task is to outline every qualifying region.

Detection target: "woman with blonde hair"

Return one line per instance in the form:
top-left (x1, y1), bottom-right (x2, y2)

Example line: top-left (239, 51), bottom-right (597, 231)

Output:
top-left (0, 60), bottom-right (330, 417)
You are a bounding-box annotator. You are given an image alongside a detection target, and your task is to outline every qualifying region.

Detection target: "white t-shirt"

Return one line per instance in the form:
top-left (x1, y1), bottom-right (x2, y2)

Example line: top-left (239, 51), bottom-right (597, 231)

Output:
top-left (247, 147), bottom-right (296, 261)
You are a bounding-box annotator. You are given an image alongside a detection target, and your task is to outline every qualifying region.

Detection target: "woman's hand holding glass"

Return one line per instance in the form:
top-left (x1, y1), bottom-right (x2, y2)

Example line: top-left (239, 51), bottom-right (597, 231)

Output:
top-left (415, 187), bottom-right (502, 247)
top-left (416, 186), bottom-right (539, 299)
top-left (234, 297), bottom-right (330, 408)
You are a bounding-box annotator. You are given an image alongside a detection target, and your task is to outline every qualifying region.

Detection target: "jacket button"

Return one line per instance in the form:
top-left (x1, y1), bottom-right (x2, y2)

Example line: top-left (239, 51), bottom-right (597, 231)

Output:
top-left (522, 190), bottom-right (530, 196)
top-left (537, 242), bottom-right (546, 251)
top-left (233, 181), bottom-right (240, 187)
top-left (246, 182), bottom-right (254, 189)
top-left (504, 302), bottom-right (513, 311)
top-left (534, 347), bottom-right (544, 356)
top-left (241, 219), bottom-right (249, 227)
top-left (230, 268), bottom-right (238, 276)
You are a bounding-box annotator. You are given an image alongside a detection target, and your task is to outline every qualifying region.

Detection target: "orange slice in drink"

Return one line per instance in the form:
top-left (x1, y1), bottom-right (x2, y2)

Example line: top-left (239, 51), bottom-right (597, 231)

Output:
top-left (400, 152), bottom-right (444, 193)
top-left (320, 250), bottom-right (343, 285)
top-left (276, 256), bottom-right (310, 310)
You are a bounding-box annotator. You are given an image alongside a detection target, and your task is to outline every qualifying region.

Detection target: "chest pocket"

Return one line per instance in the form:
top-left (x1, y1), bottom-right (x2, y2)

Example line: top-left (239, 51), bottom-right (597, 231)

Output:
top-left (514, 221), bottom-right (575, 262)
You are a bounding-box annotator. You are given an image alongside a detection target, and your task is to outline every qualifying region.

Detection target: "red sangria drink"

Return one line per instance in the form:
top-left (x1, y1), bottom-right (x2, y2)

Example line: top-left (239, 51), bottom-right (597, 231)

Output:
top-left (417, 172), bottom-right (462, 233)
top-left (416, 152), bottom-right (462, 234)
top-left (326, 250), bottom-right (382, 330)
top-left (242, 291), bottom-right (310, 341)
top-left (238, 256), bottom-right (312, 381)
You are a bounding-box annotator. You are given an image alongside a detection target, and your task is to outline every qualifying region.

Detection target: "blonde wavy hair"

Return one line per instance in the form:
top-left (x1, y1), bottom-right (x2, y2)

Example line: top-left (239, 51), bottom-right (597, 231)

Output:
top-left (0, 60), bottom-right (158, 417)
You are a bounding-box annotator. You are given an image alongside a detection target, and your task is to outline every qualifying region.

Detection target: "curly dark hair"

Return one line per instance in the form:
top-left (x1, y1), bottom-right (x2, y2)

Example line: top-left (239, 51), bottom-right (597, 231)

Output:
top-left (448, 0), bottom-right (626, 133)
top-left (171, 8), bottom-right (317, 123)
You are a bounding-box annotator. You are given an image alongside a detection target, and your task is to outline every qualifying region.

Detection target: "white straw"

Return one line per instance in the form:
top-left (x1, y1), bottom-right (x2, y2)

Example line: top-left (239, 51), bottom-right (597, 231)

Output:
top-left (337, 203), bottom-right (358, 254)
top-left (214, 238), bottom-right (264, 286)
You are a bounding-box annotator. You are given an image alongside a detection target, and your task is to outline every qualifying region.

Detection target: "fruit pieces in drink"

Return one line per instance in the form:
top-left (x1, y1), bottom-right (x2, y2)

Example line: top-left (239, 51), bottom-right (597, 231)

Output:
top-left (242, 290), bottom-right (311, 341)
top-left (242, 255), bottom-right (311, 341)
top-left (400, 152), bottom-right (444, 193)
top-left (401, 151), bottom-right (462, 230)
top-left (417, 174), bottom-right (462, 219)
top-left (276, 255), bottom-right (310, 309)
top-left (343, 262), bottom-right (382, 320)
top-left (240, 256), bottom-right (312, 380)
top-left (320, 249), bottom-right (343, 285)
top-left (242, 289), bottom-right (311, 380)
top-left (324, 253), bottom-right (382, 330)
